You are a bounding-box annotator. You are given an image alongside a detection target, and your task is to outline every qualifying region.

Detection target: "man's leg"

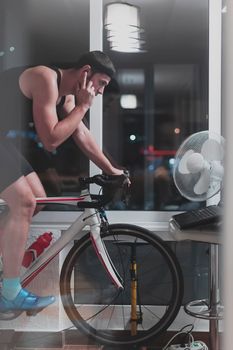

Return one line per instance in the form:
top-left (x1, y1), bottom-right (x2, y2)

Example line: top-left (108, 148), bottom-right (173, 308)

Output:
top-left (0, 171), bottom-right (45, 275)
top-left (0, 210), bottom-right (9, 279)
top-left (25, 171), bottom-right (47, 214)
top-left (25, 172), bottom-right (47, 198)
top-left (0, 176), bottom-right (55, 311)
top-left (1, 176), bottom-right (36, 278)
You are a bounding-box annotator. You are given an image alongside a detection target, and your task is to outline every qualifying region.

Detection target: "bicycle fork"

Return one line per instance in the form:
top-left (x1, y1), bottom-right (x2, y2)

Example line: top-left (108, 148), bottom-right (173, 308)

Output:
top-left (87, 209), bottom-right (124, 290)
top-left (89, 212), bottom-right (143, 335)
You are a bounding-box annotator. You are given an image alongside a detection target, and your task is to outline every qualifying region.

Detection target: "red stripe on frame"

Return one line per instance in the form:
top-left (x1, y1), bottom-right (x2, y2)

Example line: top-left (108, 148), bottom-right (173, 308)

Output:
top-left (36, 196), bottom-right (86, 204)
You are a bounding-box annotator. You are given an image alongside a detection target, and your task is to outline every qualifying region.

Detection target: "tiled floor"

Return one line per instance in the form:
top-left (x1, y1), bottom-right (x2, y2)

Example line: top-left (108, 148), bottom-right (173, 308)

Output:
top-left (1, 329), bottom-right (210, 350)
top-left (14, 347), bottom-right (149, 350)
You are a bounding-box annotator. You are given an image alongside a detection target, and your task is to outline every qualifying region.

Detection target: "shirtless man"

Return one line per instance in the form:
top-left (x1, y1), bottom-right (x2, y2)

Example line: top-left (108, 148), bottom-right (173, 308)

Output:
top-left (0, 51), bottom-right (123, 314)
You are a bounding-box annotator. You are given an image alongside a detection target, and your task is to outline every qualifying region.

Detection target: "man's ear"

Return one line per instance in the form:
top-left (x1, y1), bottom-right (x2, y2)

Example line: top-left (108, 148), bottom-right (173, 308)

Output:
top-left (81, 65), bottom-right (91, 74)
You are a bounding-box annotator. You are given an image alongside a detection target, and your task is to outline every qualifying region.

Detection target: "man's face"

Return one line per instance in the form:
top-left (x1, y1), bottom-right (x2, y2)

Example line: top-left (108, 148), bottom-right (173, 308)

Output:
top-left (88, 72), bottom-right (111, 96)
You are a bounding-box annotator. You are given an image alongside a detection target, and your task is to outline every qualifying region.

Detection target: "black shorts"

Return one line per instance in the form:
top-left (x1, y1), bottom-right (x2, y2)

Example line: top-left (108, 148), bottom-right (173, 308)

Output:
top-left (0, 137), bottom-right (34, 193)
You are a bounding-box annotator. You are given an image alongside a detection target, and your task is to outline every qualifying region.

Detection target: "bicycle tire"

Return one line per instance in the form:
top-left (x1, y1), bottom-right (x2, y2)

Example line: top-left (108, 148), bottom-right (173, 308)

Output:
top-left (60, 224), bottom-right (184, 347)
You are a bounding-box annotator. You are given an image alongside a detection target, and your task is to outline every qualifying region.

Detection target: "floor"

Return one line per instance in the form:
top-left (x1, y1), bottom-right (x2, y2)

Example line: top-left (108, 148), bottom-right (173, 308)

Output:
top-left (4, 345), bottom-right (153, 350)
top-left (14, 347), bottom-right (102, 350)
top-left (0, 329), bottom-right (161, 350)
top-left (14, 348), bottom-right (150, 350)
top-left (0, 329), bottom-right (212, 350)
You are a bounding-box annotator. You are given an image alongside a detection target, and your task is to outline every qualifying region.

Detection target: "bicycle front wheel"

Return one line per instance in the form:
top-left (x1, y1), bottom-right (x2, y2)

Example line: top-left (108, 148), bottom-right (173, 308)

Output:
top-left (60, 224), bottom-right (183, 347)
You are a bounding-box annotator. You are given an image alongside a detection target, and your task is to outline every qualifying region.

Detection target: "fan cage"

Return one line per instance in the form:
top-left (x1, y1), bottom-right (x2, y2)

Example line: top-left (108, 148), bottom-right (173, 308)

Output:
top-left (173, 131), bottom-right (224, 202)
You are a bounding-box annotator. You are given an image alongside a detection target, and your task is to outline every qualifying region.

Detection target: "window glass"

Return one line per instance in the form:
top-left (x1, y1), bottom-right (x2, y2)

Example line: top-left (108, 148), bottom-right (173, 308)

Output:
top-left (103, 0), bottom-right (209, 211)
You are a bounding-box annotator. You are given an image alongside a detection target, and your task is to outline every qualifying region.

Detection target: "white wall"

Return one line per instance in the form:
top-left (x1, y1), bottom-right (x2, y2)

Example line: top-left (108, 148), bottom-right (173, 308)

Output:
top-left (222, 1), bottom-right (233, 349)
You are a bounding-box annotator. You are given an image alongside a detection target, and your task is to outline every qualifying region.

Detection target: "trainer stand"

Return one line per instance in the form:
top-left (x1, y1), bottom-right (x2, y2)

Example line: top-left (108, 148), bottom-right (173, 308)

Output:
top-left (169, 222), bottom-right (223, 350)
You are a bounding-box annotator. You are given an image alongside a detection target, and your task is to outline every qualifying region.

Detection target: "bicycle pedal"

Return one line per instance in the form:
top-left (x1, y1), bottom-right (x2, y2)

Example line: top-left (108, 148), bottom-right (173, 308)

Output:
top-left (26, 307), bottom-right (44, 316)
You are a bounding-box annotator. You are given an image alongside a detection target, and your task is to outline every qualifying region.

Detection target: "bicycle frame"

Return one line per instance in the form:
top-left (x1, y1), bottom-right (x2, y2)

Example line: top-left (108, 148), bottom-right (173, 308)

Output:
top-left (20, 189), bottom-right (123, 290)
top-left (0, 174), bottom-right (184, 342)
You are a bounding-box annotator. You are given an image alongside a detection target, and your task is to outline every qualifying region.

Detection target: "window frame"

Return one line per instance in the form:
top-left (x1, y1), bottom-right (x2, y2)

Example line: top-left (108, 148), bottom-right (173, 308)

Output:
top-left (32, 0), bottom-right (222, 229)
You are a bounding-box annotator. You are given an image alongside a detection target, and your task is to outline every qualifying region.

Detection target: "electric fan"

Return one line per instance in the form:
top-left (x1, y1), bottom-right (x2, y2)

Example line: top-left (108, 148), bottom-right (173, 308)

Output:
top-left (173, 130), bottom-right (225, 202)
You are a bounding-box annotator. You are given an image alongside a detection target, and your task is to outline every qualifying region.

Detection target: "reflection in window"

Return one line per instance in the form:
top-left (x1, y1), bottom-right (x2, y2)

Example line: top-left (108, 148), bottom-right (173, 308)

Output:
top-left (103, 0), bottom-right (209, 211)
top-left (1, 0), bottom-right (209, 213)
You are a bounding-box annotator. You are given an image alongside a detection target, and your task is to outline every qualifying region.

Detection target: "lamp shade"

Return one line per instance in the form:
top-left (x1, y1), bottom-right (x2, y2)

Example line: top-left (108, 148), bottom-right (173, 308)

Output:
top-left (105, 2), bottom-right (140, 30)
top-left (104, 2), bottom-right (145, 53)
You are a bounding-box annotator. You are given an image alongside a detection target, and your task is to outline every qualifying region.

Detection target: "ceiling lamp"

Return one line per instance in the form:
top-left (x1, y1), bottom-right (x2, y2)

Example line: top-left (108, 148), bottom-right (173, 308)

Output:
top-left (120, 94), bottom-right (137, 109)
top-left (104, 2), bottom-right (145, 53)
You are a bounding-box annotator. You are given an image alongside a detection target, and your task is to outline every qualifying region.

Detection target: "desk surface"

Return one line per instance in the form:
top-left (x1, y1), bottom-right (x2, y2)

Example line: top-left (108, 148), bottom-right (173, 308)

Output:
top-left (169, 220), bottom-right (221, 244)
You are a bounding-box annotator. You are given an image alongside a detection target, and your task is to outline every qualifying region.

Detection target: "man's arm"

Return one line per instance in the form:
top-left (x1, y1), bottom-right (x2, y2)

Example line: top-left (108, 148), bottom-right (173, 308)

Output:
top-left (22, 66), bottom-right (122, 175)
top-left (61, 89), bottom-right (123, 176)
top-left (72, 122), bottom-right (123, 175)
top-left (20, 67), bottom-right (93, 152)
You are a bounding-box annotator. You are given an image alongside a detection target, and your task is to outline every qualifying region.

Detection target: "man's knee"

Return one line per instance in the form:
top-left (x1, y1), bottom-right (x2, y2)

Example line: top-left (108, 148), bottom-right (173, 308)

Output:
top-left (1, 179), bottom-right (36, 218)
top-left (10, 191), bottom-right (36, 220)
top-left (20, 190), bottom-right (36, 212)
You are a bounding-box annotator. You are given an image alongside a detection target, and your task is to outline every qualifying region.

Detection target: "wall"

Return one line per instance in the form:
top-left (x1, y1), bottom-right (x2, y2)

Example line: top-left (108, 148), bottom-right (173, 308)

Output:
top-left (222, 1), bottom-right (233, 349)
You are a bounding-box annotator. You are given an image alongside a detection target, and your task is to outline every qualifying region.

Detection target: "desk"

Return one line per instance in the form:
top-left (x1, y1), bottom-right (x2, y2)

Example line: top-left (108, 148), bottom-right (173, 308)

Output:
top-left (169, 221), bottom-right (222, 350)
top-left (169, 220), bottom-right (221, 245)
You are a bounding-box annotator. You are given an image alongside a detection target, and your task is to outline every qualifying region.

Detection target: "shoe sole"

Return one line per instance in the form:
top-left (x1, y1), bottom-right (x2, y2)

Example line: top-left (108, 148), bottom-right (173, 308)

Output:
top-left (26, 307), bottom-right (45, 316)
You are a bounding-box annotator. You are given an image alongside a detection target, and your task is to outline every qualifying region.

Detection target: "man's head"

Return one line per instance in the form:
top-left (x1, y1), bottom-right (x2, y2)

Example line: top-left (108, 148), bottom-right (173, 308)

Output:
top-left (58, 51), bottom-right (115, 95)
top-left (75, 51), bottom-right (116, 95)
top-left (75, 51), bottom-right (116, 79)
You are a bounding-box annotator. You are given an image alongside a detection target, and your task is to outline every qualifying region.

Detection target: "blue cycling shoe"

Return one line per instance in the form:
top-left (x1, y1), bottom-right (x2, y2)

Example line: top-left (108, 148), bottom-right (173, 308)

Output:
top-left (0, 288), bottom-right (55, 316)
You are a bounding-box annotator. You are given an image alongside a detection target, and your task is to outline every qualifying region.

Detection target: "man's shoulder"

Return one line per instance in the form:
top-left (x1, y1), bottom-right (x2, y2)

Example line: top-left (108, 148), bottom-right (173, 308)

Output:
top-left (24, 65), bottom-right (56, 77)
top-left (21, 66), bottom-right (58, 88)
top-left (1, 65), bottom-right (57, 78)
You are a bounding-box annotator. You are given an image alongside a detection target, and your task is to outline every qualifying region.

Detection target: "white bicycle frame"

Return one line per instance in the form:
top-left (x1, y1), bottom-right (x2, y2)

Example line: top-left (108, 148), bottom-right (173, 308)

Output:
top-left (0, 189), bottom-right (123, 290)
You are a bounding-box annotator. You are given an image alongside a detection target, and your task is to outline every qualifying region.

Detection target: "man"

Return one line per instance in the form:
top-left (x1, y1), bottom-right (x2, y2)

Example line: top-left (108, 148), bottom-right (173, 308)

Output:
top-left (0, 51), bottom-right (123, 314)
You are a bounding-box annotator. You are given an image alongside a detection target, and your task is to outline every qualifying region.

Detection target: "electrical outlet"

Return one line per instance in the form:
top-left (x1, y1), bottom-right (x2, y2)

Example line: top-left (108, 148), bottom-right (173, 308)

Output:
top-left (190, 343), bottom-right (205, 350)
top-left (168, 343), bottom-right (205, 350)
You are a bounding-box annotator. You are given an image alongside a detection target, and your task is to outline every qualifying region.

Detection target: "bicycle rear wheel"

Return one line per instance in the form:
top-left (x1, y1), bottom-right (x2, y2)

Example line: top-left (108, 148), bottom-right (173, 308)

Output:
top-left (60, 224), bottom-right (183, 347)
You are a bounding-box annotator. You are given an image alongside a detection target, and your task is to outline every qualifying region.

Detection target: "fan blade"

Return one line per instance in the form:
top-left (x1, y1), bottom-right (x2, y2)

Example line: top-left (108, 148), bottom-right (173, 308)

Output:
top-left (186, 153), bottom-right (205, 174)
top-left (194, 168), bottom-right (211, 195)
top-left (201, 139), bottom-right (224, 161)
top-left (178, 149), bottom-right (194, 174)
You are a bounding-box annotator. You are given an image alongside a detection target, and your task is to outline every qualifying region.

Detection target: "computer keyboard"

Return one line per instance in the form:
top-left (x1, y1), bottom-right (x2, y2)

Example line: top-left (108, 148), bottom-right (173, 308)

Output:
top-left (170, 205), bottom-right (222, 229)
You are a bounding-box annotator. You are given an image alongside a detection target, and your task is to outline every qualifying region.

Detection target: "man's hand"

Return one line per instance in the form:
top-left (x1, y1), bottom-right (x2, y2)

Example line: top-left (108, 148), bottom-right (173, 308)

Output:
top-left (123, 169), bottom-right (131, 187)
top-left (75, 71), bottom-right (95, 110)
top-left (110, 169), bottom-right (131, 187)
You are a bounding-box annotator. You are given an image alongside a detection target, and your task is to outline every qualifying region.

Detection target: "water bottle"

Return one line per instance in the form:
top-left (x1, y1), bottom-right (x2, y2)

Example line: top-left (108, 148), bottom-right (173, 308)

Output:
top-left (22, 232), bottom-right (53, 268)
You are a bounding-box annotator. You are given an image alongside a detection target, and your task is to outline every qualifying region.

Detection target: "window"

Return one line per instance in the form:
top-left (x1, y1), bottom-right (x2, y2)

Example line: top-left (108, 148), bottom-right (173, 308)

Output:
top-left (103, 0), bottom-right (209, 211)
top-left (0, 0), bottom-right (221, 224)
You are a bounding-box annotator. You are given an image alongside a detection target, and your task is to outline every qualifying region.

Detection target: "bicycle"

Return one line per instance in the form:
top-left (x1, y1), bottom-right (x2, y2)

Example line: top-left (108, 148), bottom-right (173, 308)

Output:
top-left (0, 174), bottom-right (184, 347)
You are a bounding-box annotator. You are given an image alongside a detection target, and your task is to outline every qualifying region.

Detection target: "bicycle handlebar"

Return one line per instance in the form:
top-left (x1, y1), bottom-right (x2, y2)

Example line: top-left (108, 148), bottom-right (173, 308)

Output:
top-left (79, 173), bottom-right (129, 188)
top-left (78, 173), bottom-right (130, 209)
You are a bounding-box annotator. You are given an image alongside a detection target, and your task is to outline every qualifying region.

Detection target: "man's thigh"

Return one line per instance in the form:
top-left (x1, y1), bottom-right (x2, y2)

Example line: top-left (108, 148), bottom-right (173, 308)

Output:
top-left (0, 138), bottom-right (34, 194)
top-left (25, 172), bottom-right (46, 198)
